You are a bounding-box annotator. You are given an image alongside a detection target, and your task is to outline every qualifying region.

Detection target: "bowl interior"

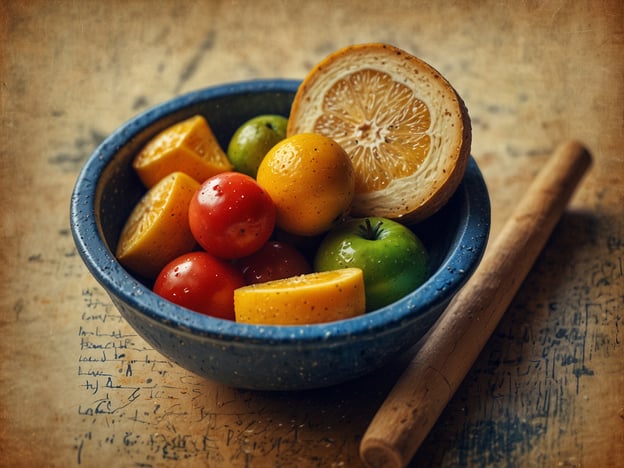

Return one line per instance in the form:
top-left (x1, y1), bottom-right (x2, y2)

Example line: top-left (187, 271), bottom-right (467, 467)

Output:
top-left (95, 95), bottom-right (468, 288)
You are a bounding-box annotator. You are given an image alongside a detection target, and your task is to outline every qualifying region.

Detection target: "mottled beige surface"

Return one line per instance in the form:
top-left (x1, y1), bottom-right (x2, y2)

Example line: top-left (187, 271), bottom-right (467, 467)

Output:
top-left (1, 1), bottom-right (622, 466)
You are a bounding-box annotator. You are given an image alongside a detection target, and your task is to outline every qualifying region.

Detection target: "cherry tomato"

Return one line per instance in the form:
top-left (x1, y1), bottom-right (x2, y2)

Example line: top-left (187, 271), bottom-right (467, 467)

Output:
top-left (237, 241), bottom-right (312, 284)
top-left (153, 251), bottom-right (245, 320)
top-left (188, 172), bottom-right (276, 259)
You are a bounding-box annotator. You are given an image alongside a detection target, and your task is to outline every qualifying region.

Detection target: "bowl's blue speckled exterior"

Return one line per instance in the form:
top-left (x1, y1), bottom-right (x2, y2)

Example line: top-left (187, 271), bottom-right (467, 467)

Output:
top-left (70, 79), bottom-right (490, 391)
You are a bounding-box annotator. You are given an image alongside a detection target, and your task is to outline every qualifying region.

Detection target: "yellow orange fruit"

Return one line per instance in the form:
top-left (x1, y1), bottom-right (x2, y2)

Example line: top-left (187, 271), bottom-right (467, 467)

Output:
top-left (133, 115), bottom-right (233, 188)
top-left (256, 133), bottom-right (355, 236)
top-left (234, 268), bottom-right (366, 325)
top-left (116, 171), bottom-right (199, 279)
top-left (287, 43), bottom-right (471, 223)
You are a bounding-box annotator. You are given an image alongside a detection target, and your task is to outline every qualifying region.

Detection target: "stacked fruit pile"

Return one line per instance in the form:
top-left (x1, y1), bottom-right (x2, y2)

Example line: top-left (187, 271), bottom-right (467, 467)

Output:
top-left (115, 43), bottom-right (471, 325)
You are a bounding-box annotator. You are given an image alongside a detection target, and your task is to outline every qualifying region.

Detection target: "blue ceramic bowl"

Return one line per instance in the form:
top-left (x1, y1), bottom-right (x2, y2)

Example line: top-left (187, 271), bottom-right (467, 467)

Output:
top-left (70, 79), bottom-right (490, 391)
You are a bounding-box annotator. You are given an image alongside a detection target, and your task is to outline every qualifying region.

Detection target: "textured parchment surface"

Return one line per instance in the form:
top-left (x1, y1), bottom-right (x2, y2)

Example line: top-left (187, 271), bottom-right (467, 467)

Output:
top-left (1, 1), bottom-right (622, 466)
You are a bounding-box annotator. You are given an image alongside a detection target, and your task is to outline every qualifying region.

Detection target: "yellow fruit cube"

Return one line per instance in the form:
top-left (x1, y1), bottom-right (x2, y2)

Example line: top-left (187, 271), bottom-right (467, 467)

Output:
top-left (133, 115), bottom-right (232, 188)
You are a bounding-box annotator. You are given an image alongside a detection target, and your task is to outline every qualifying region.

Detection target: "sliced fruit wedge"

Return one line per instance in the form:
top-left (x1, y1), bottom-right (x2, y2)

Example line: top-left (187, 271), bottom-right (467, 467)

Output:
top-left (133, 114), bottom-right (232, 188)
top-left (116, 171), bottom-right (199, 279)
top-left (287, 43), bottom-right (471, 223)
top-left (234, 268), bottom-right (366, 325)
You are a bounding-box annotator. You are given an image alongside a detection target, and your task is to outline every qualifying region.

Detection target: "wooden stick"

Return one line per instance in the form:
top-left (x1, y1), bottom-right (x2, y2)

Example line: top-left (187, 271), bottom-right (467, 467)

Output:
top-left (359, 140), bottom-right (592, 468)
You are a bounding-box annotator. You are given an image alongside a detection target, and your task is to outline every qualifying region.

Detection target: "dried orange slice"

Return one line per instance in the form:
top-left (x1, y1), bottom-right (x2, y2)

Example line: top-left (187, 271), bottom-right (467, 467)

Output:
top-left (133, 115), bottom-right (232, 188)
top-left (287, 43), bottom-right (471, 223)
top-left (234, 268), bottom-right (365, 325)
top-left (116, 171), bottom-right (199, 279)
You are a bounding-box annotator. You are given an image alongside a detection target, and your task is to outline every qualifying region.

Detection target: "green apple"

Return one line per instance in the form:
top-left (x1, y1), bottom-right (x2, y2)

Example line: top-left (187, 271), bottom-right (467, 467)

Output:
top-left (314, 217), bottom-right (428, 311)
top-left (227, 114), bottom-right (288, 177)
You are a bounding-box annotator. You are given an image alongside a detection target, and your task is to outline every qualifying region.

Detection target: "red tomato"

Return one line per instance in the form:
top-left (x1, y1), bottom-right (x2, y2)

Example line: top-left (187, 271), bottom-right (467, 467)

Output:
top-left (189, 172), bottom-right (276, 259)
top-left (237, 241), bottom-right (312, 284)
top-left (153, 251), bottom-right (245, 320)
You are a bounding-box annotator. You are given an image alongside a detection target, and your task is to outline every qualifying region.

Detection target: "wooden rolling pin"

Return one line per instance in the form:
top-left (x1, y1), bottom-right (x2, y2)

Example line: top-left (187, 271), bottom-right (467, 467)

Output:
top-left (360, 140), bottom-right (592, 468)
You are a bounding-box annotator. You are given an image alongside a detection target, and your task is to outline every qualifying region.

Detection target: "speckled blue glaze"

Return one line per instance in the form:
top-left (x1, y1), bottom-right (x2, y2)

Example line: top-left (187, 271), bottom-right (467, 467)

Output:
top-left (70, 79), bottom-right (490, 391)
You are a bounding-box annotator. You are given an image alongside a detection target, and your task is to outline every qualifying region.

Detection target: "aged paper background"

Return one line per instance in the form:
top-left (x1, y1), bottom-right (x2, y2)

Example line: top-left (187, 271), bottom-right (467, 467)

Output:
top-left (1, 1), bottom-right (623, 466)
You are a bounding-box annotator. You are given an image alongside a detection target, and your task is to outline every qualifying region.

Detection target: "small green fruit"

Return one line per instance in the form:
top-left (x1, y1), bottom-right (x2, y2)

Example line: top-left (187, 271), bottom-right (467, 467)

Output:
top-left (227, 115), bottom-right (288, 177)
top-left (314, 217), bottom-right (428, 311)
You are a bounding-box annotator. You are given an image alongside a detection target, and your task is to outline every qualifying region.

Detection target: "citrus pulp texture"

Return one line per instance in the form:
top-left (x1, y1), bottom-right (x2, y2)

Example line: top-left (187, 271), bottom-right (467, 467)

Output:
top-left (287, 43), bottom-right (471, 223)
top-left (116, 171), bottom-right (199, 279)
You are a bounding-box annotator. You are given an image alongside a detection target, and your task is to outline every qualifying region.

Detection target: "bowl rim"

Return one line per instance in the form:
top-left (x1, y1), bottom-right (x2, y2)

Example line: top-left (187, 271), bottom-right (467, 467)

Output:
top-left (70, 78), bottom-right (490, 346)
